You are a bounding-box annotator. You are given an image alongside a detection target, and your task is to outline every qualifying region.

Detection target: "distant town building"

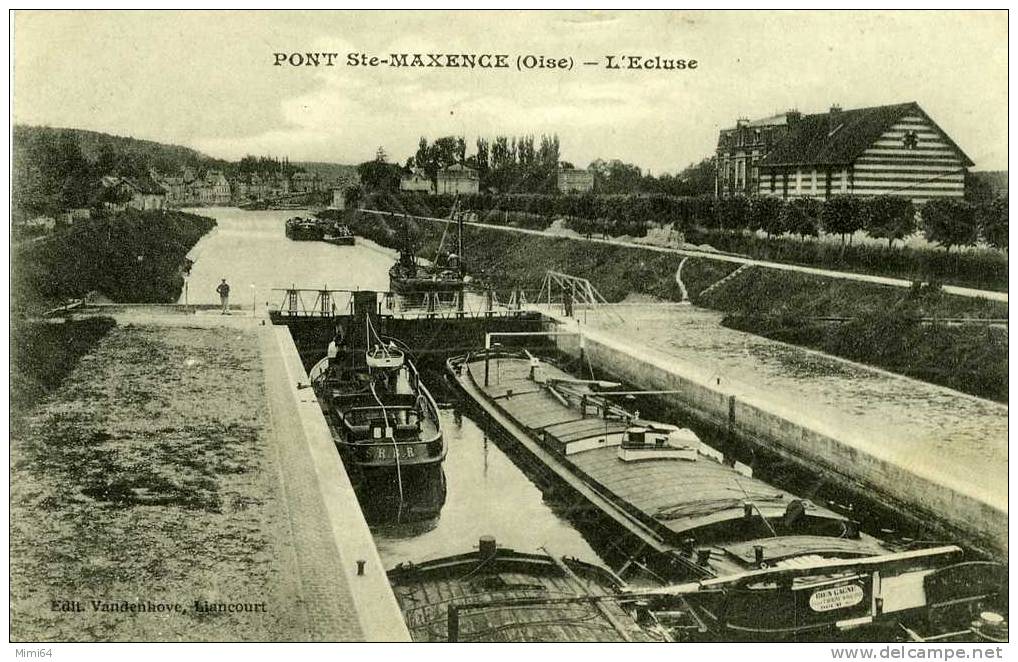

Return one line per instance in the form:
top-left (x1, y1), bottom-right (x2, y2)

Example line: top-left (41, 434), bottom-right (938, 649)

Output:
top-left (400, 169), bottom-right (434, 193)
top-left (153, 167), bottom-right (233, 206)
top-left (435, 164), bottom-right (479, 195)
top-left (101, 175), bottom-right (167, 211)
top-left (198, 170), bottom-right (231, 205)
top-left (716, 101), bottom-right (973, 203)
top-left (159, 174), bottom-right (187, 204)
top-left (557, 168), bottom-right (594, 193)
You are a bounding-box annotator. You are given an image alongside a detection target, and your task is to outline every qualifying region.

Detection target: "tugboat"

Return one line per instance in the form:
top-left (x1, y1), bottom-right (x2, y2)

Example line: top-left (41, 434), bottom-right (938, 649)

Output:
top-left (388, 535), bottom-right (664, 642)
top-left (310, 291), bottom-right (446, 523)
top-left (388, 203), bottom-right (469, 305)
top-left (448, 349), bottom-right (1008, 641)
top-left (285, 216), bottom-right (323, 241)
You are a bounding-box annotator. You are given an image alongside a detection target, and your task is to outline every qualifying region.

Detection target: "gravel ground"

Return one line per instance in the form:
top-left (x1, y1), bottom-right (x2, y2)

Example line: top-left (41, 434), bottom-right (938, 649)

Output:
top-left (10, 323), bottom-right (305, 641)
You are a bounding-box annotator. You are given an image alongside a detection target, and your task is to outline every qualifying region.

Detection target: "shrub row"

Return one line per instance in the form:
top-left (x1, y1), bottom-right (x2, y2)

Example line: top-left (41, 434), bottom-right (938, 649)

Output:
top-left (380, 191), bottom-right (1008, 290)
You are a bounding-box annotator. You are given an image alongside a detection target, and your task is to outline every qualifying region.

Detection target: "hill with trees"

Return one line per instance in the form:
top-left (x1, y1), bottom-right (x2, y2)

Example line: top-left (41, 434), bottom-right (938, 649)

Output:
top-left (12, 125), bottom-right (226, 220)
top-left (12, 125), bottom-right (359, 220)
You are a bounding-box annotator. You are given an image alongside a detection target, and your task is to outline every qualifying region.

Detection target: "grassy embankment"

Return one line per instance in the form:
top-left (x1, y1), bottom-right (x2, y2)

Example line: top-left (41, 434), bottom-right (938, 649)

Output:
top-left (11, 208), bottom-right (216, 411)
top-left (328, 207), bottom-right (1007, 402)
top-left (347, 191), bottom-right (1010, 292)
top-left (11, 209), bottom-right (216, 316)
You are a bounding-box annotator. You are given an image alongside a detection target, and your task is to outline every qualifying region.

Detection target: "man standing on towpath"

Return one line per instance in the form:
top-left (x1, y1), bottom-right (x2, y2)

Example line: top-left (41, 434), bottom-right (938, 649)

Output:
top-left (216, 278), bottom-right (231, 314)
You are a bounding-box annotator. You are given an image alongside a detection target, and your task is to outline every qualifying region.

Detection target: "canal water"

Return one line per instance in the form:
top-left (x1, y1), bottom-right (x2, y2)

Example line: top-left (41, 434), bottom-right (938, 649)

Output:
top-left (183, 207), bottom-right (608, 567)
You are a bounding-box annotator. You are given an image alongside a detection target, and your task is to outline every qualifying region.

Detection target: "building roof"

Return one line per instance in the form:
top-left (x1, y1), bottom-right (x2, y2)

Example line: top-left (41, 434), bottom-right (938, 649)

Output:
top-left (401, 168), bottom-right (429, 180)
top-left (757, 101), bottom-right (974, 168)
top-left (440, 163), bottom-right (476, 173)
top-left (102, 175), bottom-right (165, 195)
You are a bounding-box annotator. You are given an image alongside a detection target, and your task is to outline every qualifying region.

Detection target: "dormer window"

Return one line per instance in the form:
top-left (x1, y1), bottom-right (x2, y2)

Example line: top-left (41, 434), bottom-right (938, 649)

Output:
top-left (903, 130), bottom-right (919, 149)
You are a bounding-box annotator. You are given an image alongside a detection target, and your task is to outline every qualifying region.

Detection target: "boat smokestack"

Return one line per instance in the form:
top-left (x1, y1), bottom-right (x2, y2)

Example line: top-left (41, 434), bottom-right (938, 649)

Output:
top-left (478, 535), bottom-right (497, 558)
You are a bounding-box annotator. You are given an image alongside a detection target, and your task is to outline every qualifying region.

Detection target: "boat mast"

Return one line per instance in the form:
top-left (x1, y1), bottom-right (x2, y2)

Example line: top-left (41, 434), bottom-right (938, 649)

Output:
top-left (457, 202), bottom-right (464, 276)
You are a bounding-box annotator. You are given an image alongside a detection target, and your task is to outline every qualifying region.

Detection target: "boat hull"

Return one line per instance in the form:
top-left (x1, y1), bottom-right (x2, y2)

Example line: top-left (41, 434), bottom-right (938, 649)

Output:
top-left (445, 352), bottom-right (1007, 641)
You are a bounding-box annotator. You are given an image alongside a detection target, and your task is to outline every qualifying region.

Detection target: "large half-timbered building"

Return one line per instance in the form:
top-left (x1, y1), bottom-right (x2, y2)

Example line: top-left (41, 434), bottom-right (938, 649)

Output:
top-left (715, 102), bottom-right (973, 203)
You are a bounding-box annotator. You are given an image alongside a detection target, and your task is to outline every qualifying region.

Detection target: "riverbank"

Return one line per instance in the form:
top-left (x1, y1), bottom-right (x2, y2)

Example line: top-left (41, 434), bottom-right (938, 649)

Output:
top-left (11, 209), bottom-right (216, 317)
top-left (337, 208), bottom-right (1007, 402)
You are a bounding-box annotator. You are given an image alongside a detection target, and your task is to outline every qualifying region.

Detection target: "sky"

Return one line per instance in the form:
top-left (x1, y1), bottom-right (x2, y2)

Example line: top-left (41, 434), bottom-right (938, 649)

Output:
top-left (12, 10), bottom-right (1009, 173)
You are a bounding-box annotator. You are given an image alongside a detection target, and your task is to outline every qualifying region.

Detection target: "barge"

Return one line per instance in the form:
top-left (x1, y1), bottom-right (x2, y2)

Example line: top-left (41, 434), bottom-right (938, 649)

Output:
top-left (447, 349), bottom-right (1007, 640)
top-left (285, 216), bottom-right (323, 241)
top-left (322, 220), bottom-right (356, 246)
top-left (388, 535), bottom-right (663, 642)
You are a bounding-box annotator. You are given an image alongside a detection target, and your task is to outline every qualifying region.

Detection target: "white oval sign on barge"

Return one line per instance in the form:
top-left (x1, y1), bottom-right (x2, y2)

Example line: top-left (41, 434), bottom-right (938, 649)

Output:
top-left (808, 584), bottom-right (865, 612)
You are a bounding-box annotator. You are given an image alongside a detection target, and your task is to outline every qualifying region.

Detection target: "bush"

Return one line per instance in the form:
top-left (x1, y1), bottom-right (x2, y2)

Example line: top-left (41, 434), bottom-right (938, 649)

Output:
top-left (783, 197), bottom-right (821, 240)
top-left (749, 196), bottom-right (785, 237)
top-left (716, 195), bottom-right (751, 232)
top-left (921, 198), bottom-right (979, 252)
top-left (863, 196), bottom-right (916, 248)
top-left (978, 197), bottom-right (1008, 251)
top-left (820, 195), bottom-right (863, 242)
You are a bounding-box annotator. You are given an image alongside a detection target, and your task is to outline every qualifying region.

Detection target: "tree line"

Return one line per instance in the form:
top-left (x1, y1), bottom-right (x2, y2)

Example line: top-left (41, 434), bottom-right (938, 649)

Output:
top-left (352, 135), bottom-right (719, 198)
top-left (383, 190), bottom-right (1007, 252)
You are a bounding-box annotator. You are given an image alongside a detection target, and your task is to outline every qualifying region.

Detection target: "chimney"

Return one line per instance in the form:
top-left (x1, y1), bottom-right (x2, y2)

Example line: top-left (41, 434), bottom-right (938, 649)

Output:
top-left (829, 104), bottom-right (843, 133)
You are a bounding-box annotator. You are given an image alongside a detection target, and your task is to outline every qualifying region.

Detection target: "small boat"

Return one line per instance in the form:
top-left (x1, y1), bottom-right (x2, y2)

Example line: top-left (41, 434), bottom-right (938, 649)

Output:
top-left (322, 220), bottom-right (355, 246)
top-left (285, 216), bottom-right (323, 241)
top-left (387, 535), bottom-right (664, 642)
top-left (310, 301), bottom-right (446, 522)
top-left (447, 350), bottom-right (1007, 640)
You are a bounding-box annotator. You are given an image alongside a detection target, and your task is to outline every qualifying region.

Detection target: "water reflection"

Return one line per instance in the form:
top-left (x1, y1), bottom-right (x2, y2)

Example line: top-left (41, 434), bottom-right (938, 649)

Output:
top-left (179, 207), bottom-right (391, 307)
top-left (355, 465), bottom-right (447, 527)
top-left (372, 408), bottom-right (608, 569)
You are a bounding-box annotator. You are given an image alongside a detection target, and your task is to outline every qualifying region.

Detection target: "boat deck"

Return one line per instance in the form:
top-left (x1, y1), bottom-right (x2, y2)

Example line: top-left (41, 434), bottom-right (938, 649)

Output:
top-left (465, 357), bottom-right (878, 558)
top-left (390, 553), bottom-right (656, 642)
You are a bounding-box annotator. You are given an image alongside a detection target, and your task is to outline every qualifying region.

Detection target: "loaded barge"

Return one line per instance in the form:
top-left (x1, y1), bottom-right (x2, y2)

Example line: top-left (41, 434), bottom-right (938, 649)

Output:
top-left (285, 216), bottom-right (323, 241)
top-left (447, 349), bottom-right (1007, 641)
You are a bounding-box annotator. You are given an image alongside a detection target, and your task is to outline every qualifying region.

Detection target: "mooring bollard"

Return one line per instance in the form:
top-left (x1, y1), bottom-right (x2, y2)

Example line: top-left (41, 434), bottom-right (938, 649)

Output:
top-left (356, 560), bottom-right (366, 576)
